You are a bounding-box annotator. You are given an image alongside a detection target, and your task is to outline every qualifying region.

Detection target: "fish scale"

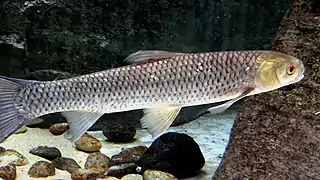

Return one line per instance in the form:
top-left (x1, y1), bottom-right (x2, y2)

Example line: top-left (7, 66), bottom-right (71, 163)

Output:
top-left (0, 50), bottom-right (305, 143)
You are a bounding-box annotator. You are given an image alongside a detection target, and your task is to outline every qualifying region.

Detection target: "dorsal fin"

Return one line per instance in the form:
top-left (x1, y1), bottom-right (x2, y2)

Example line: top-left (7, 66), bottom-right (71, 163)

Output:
top-left (124, 50), bottom-right (181, 64)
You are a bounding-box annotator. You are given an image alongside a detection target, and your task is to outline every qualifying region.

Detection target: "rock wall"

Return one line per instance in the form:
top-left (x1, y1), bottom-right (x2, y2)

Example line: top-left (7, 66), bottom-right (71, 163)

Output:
top-left (212, 0), bottom-right (320, 179)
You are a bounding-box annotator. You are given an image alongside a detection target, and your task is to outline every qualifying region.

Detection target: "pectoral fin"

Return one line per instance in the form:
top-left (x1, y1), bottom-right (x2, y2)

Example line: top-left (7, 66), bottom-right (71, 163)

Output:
top-left (208, 87), bottom-right (255, 114)
top-left (141, 104), bottom-right (182, 138)
top-left (61, 111), bottom-right (104, 143)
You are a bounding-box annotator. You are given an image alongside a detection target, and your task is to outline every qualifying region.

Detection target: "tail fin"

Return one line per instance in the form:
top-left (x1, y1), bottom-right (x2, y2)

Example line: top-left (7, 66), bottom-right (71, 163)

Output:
top-left (0, 75), bottom-right (34, 143)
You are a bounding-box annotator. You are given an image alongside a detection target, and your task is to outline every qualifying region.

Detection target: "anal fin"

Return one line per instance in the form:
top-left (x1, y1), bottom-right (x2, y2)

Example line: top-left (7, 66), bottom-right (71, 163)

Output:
top-left (61, 111), bottom-right (104, 143)
top-left (208, 87), bottom-right (255, 114)
top-left (141, 104), bottom-right (182, 138)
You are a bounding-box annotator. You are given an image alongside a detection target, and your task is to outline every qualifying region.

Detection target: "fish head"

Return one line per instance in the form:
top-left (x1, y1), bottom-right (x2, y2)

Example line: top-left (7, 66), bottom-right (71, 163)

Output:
top-left (255, 51), bottom-right (305, 91)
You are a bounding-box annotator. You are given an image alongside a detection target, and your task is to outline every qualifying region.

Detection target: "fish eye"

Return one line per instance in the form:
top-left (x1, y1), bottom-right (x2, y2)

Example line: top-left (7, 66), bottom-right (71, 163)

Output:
top-left (287, 64), bottom-right (296, 75)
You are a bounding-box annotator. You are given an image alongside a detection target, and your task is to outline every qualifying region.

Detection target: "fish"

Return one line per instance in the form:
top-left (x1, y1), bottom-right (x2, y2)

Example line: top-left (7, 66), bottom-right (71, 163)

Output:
top-left (0, 50), bottom-right (305, 143)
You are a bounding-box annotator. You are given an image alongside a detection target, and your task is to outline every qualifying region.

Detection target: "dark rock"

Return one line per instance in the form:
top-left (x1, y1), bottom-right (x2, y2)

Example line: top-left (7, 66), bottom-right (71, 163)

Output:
top-left (143, 170), bottom-right (178, 180)
top-left (106, 163), bottom-right (138, 179)
top-left (91, 112), bottom-right (143, 131)
top-left (75, 133), bottom-right (102, 152)
top-left (0, 149), bottom-right (28, 166)
top-left (137, 132), bottom-right (205, 179)
top-left (29, 146), bottom-right (62, 161)
top-left (49, 123), bottom-right (69, 135)
top-left (213, 3), bottom-right (320, 179)
top-left (51, 157), bottom-right (81, 173)
top-left (111, 146), bottom-right (148, 165)
top-left (0, 164), bottom-right (16, 180)
top-left (85, 152), bottom-right (111, 174)
top-left (102, 120), bottom-right (136, 142)
top-left (28, 161), bottom-right (55, 178)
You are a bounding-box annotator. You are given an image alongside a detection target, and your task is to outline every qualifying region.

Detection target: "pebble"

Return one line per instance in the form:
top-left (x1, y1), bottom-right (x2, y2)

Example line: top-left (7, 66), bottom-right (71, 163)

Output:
top-left (0, 149), bottom-right (28, 166)
top-left (14, 125), bottom-right (27, 134)
top-left (71, 169), bottom-right (91, 180)
top-left (86, 173), bottom-right (107, 180)
top-left (121, 174), bottom-right (143, 180)
top-left (143, 170), bottom-right (178, 180)
top-left (111, 146), bottom-right (147, 165)
top-left (106, 163), bottom-right (138, 179)
top-left (85, 152), bottom-right (111, 174)
top-left (102, 121), bottom-right (136, 142)
top-left (49, 122), bottom-right (69, 135)
top-left (75, 133), bottom-right (102, 152)
top-left (28, 161), bottom-right (55, 178)
top-left (51, 157), bottom-right (81, 173)
top-left (0, 164), bottom-right (16, 180)
top-left (71, 168), bottom-right (105, 180)
top-left (29, 146), bottom-right (62, 160)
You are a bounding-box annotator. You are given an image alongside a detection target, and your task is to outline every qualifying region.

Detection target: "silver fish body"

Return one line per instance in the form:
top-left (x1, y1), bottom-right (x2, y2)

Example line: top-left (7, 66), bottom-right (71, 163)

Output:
top-left (20, 51), bottom-right (260, 117)
top-left (0, 50), bottom-right (305, 143)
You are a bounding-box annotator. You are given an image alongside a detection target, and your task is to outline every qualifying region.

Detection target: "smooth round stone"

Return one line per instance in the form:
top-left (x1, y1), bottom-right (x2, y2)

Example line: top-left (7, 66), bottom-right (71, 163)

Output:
top-left (121, 174), bottom-right (143, 180)
top-left (143, 170), bottom-right (178, 180)
top-left (75, 133), bottom-right (102, 152)
top-left (49, 123), bottom-right (69, 135)
top-left (85, 152), bottom-right (111, 174)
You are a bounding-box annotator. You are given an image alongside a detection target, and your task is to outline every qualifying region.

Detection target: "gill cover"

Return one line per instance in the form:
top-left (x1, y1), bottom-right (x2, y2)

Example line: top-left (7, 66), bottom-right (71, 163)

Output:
top-left (256, 52), bottom-right (282, 89)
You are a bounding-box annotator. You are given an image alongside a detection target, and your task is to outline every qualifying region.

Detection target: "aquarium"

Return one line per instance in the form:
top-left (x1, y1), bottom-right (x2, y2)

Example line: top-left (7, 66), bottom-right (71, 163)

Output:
top-left (0, 0), bottom-right (319, 179)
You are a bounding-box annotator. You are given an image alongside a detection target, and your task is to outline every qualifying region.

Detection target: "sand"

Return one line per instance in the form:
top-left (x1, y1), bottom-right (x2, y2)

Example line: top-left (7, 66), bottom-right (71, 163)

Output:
top-left (0, 108), bottom-right (237, 180)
